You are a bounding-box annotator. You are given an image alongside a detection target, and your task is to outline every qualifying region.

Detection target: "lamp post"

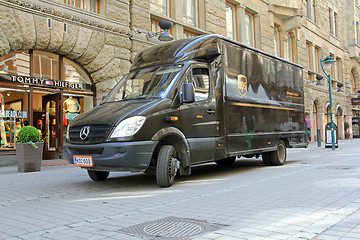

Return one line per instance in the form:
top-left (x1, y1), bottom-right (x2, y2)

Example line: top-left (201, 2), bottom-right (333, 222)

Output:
top-left (320, 56), bottom-right (337, 150)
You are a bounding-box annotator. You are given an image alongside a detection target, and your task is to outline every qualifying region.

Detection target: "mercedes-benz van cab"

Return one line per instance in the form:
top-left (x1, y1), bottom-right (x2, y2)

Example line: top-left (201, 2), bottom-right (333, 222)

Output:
top-left (64, 34), bottom-right (307, 187)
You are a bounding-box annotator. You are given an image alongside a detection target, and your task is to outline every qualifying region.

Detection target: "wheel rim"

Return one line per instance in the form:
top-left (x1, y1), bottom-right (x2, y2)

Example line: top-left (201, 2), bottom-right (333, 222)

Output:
top-left (168, 156), bottom-right (179, 180)
top-left (278, 143), bottom-right (286, 162)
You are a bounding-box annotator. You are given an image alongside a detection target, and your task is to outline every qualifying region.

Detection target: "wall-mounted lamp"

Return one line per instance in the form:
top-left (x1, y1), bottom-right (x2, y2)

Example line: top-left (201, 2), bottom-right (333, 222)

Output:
top-left (316, 75), bottom-right (324, 85)
top-left (337, 83), bottom-right (344, 92)
top-left (146, 20), bottom-right (173, 42)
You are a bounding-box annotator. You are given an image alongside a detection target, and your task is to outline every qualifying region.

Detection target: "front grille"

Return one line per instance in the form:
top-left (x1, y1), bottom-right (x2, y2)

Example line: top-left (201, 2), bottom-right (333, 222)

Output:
top-left (69, 124), bottom-right (112, 144)
top-left (70, 148), bottom-right (104, 155)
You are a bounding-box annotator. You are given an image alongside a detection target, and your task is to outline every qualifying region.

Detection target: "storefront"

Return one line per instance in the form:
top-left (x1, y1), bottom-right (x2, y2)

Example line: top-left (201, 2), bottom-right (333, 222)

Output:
top-left (0, 50), bottom-right (95, 159)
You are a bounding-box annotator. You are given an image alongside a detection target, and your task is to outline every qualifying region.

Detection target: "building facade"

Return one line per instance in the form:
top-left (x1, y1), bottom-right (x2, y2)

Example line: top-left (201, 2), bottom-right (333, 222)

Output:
top-left (0, 0), bottom-right (359, 162)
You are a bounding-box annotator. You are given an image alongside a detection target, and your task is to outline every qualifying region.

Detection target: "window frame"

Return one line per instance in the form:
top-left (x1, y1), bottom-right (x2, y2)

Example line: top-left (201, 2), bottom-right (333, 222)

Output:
top-left (244, 10), bottom-right (256, 47)
top-left (182, 0), bottom-right (199, 27)
top-left (274, 24), bottom-right (281, 58)
top-left (306, 0), bottom-right (316, 22)
top-left (184, 67), bottom-right (211, 102)
top-left (63, 0), bottom-right (100, 14)
top-left (226, 1), bottom-right (238, 41)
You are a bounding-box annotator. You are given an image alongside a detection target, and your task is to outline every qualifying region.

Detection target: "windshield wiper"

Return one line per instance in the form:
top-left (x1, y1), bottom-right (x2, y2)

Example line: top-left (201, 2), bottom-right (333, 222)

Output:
top-left (124, 95), bottom-right (160, 100)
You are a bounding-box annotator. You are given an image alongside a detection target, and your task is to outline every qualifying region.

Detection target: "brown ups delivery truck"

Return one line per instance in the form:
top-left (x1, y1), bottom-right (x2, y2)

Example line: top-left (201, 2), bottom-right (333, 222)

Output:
top-left (64, 34), bottom-right (307, 187)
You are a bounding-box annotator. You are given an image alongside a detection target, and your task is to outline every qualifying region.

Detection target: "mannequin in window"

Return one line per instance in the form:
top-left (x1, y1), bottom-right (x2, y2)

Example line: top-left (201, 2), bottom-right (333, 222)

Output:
top-left (0, 93), bottom-right (9, 147)
top-left (63, 96), bottom-right (81, 113)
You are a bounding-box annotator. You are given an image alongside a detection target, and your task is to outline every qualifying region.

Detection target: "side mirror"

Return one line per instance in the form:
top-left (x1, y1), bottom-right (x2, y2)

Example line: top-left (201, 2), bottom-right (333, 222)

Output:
top-left (183, 83), bottom-right (195, 103)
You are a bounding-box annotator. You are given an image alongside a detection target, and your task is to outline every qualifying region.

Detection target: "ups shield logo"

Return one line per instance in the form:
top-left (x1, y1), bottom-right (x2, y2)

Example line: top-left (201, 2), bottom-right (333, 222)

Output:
top-left (237, 74), bottom-right (248, 96)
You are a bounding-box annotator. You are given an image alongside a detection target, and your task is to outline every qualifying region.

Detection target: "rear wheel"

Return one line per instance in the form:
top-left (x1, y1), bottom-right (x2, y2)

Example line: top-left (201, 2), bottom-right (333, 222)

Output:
top-left (268, 140), bottom-right (287, 166)
top-left (87, 170), bottom-right (109, 181)
top-left (156, 145), bottom-right (179, 187)
top-left (215, 156), bottom-right (236, 166)
top-left (262, 153), bottom-right (272, 166)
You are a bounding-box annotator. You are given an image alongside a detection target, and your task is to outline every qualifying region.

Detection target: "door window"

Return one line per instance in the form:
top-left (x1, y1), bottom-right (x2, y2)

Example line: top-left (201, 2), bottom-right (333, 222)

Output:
top-left (185, 68), bottom-right (210, 101)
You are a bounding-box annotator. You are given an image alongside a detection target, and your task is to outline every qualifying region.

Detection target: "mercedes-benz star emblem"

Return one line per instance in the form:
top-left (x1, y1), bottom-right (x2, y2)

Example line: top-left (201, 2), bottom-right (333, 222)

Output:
top-left (80, 126), bottom-right (90, 140)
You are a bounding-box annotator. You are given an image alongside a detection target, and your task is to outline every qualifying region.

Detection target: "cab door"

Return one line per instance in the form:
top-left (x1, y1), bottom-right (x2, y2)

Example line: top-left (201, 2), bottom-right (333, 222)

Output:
top-left (179, 67), bottom-right (219, 164)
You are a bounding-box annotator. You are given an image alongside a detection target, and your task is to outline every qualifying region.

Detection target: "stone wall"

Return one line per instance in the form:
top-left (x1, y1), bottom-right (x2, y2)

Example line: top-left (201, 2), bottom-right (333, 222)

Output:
top-left (0, 0), bottom-right (132, 94)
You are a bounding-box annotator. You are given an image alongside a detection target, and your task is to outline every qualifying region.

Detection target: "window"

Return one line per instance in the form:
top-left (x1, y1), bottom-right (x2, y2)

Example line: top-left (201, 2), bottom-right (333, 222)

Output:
top-left (329, 9), bottom-right (338, 36)
top-left (183, 30), bottom-right (199, 38)
top-left (274, 24), bottom-right (281, 57)
top-left (183, 0), bottom-right (199, 26)
top-left (150, 0), bottom-right (170, 16)
top-left (0, 51), bottom-right (30, 76)
top-left (334, 12), bottom-right (338, 37)
top-left (285, 33), bottom-right (294, 62)
top-left (0, 51), bottom-right (92, 86)
top-left (306, 42), bottom-right (313, 71)
top-left (315, 47), bottom-right (320, 73)
top-left (185, 68), bottom-right (210, 101)
top-left (329, 9), bottom-right (333, 35)
top-left (226, 2), bottom-right (237, 40)
top-left (306, 0), bottom-right (316, 22)
top-left (357, 22), bottom-right (360, 45)
top-left (151, 19), bottom-right (162, 33)
top-left (244, 11), bottom-right (255, 47)
top-left (63, 0), bottom-right (100, 13)
top-left (336, 58), bottom-right (342, 82)
top-left (33, 51), bottom-right (60, 80)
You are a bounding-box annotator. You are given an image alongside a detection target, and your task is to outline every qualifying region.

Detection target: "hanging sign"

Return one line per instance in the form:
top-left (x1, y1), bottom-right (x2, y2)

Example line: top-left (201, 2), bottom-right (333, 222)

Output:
top-left (352, 98), bottom-right (360, 105)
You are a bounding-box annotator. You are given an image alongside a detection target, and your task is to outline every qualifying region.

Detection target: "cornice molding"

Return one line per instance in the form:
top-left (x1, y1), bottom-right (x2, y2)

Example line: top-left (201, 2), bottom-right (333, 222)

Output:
top-left (0, 0), bottom-right (130, 37)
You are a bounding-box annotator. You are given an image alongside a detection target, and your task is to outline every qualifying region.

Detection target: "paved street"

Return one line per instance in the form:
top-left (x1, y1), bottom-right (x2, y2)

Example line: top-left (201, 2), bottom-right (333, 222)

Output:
top-left (0, 139), bottom-right (360, 240)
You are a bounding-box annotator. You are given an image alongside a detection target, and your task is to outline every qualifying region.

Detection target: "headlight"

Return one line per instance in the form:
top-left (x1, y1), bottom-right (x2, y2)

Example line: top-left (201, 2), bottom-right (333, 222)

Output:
top-left (110, 116), bottom-right (146, 138)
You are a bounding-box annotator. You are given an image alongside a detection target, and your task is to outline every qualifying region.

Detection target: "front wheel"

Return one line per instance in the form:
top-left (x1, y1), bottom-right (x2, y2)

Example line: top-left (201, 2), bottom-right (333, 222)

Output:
top-left (156, 145), bottom-right (179, 187)
top-left (87, 170), bottom-right (109, 181)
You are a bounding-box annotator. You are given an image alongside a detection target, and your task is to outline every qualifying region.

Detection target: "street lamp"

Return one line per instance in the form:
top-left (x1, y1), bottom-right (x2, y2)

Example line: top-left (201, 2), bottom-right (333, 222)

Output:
top-left (320, 56), bottom-right (336, 150)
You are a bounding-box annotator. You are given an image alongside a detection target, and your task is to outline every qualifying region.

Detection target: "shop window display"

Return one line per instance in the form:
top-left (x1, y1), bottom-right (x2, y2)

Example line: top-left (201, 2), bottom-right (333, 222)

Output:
top-left (0, 50), bottom-right (94, 158)
top-left (0, 90), bottom-right (29, 150)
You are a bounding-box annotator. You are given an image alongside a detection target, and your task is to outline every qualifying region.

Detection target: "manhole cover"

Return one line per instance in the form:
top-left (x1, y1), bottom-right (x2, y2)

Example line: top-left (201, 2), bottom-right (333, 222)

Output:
top-left (119, 216), bottom-right (225, 239)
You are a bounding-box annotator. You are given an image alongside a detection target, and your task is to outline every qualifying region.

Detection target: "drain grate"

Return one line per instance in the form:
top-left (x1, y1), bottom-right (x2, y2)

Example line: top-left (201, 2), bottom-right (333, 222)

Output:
top-left (119, 216), bottom-right (225, 239)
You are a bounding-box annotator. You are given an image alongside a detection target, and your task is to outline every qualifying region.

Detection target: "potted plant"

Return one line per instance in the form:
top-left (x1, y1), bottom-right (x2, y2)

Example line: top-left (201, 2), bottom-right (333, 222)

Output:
top-left (16, 126), bottom-right (44, 172)
top-left (344, 122), bottom-right (350, 139)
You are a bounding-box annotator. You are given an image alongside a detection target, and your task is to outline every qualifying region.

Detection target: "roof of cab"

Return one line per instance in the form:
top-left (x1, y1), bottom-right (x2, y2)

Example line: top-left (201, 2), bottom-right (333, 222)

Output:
top-left (130, 34), bottom-right (303, 71)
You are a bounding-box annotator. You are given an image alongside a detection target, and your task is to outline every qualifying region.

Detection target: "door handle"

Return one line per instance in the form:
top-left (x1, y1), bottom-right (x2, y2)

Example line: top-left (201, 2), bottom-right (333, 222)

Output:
top-left (207, 109), bottom-right (215, 115)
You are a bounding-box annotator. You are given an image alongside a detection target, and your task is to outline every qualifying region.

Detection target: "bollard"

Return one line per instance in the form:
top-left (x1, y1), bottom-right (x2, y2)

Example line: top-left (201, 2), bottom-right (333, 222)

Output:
top-left (317, 129), bottom-right (321, 147)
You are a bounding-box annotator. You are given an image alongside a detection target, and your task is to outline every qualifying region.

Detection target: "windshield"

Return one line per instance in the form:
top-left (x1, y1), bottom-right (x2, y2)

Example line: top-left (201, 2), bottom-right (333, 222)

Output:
top-left (103, 64), bottom-right (183, 103)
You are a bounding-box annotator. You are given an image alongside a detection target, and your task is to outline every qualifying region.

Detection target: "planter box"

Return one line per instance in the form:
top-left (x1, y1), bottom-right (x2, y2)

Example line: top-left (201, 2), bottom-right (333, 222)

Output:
top-left (16, 142), bottom-right (44, 172)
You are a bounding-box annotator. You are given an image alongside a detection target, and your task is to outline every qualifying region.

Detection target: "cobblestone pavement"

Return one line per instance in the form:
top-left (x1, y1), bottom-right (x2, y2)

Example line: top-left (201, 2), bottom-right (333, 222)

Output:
top-left (0, 139), bottom-right (360, 240)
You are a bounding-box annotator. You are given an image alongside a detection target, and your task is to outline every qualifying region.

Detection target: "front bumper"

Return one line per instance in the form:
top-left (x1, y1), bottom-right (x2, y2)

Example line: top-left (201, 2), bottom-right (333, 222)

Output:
top-left (64, 141), bottom-right (158, 172)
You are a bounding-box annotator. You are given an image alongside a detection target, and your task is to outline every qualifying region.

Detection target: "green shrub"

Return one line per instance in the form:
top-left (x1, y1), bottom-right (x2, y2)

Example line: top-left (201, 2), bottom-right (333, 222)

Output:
top-left (344, 122), bottom-right (350, 130)
top-left (17, 126), bottom-right (41, 148)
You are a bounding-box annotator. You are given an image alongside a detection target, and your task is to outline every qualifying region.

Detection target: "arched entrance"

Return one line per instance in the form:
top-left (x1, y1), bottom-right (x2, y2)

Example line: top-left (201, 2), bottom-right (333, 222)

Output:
top-left (0, 50), bottom-right (95, 159)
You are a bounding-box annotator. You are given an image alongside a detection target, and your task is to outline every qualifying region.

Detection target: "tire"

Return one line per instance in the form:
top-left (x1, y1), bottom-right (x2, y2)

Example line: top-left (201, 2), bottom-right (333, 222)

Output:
top-left (156, 145), bottom-right (179, 187)
top-left (215, 156), bottom-right (236, 166)
top-left (268, 140), bottom-right (287, 166)
top-left (87, 170), bottom-right (109, 181)
top-left (262, 153), bottom-right (272, 166)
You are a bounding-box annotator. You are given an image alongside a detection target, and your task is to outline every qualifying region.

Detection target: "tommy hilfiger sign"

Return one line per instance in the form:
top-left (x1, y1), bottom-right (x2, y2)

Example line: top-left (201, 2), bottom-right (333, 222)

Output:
top-left (9, 75), bottom-right (83, 90)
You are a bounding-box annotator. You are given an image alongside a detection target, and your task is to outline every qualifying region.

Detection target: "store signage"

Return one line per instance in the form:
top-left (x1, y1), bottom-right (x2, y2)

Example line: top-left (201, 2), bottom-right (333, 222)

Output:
top-left (352, 98), bottom-right (360, 105)
top-left (10, 75), bottom-right (83, 89)
top-left (9, 75), bottom-right (83, 90)
top-left (0, 110), bottom-right (27, 118)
